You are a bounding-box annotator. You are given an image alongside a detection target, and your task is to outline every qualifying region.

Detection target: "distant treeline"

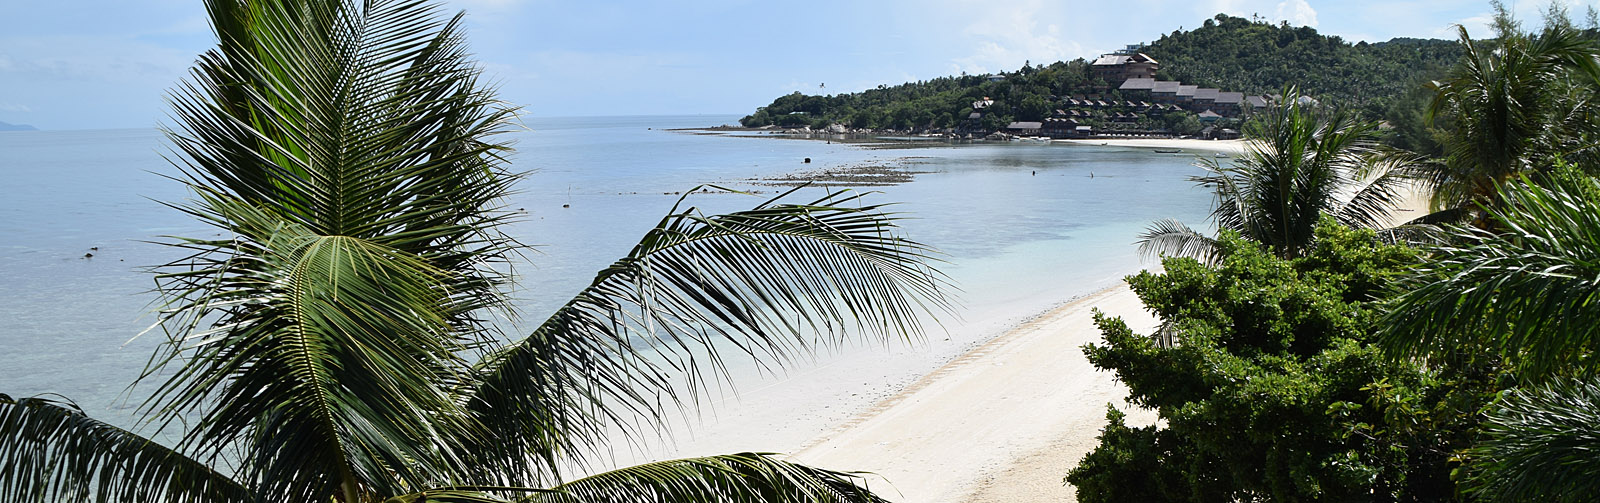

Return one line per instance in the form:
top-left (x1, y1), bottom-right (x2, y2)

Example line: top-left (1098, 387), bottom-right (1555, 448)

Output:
top-left (739, 14), bottom-right (1462, 145)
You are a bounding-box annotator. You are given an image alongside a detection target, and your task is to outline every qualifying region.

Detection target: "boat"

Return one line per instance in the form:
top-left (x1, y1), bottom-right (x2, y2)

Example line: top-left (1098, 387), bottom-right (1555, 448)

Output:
top-left (1214, 152), bottom-right (1230, 158)
top-left (1154, 148), bottom-right (1182, 153)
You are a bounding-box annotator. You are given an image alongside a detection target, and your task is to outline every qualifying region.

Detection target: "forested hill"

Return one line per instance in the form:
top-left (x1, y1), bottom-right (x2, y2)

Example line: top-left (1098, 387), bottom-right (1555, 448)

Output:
top-left (1141, 15), bottom-right (1461, 115)
top-left (738, 14), bottom-right (1462, 132)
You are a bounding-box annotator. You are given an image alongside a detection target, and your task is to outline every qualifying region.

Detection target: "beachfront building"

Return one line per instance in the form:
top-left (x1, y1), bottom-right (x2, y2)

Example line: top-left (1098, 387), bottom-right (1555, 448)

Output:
top-left (1090, 53), bottom-right (1158, 85)
top-left (1006, 121), bottom-right (1043, 135)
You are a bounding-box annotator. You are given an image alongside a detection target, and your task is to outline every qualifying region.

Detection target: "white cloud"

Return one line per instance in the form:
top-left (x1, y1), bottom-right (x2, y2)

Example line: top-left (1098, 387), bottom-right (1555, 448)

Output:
top-left (1276, 0), bottom-right (1318, 27)
top-left (947, 1), bottom-right (1082, 75)
top-left (0, 102), bottom-right (31, 112)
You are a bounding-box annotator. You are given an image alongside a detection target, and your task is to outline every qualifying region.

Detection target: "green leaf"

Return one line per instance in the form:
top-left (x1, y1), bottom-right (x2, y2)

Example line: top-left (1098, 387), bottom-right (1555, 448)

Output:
top-left (528, 453), bottom-right (890, 503)
top-left (0, 393), bottom-right (250, 503)
top-left (460, 188), bottom-right (951, 484)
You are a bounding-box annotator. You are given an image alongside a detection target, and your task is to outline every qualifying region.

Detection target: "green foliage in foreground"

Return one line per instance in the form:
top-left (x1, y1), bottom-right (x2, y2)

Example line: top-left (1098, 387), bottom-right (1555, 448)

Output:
top-left (0, 0), bottom-right (949, 502)
top-left (1461, 378), bottom-right (1600, 502)
top-left (1381, 175), bottom-right (1600, 380)
top-left (1375, 174), bottom-right (1600, 501)
top-left (1071, 223), bottom-right (1501, 502)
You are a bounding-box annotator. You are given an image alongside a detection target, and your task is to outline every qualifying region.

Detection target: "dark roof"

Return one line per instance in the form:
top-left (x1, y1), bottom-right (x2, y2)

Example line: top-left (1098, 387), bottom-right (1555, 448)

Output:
top-left (1245, 95), bottom-right (1269, 107)
top-left (1216, 92), bottom-right (1244, 104)
top-left (1198, 110), bottom-right (1223, 118)
top-left (1177, 85), bottom-right (1198, 97)
top-left (1119, 78), bottom-right (1157, 91)
top-left (1006, 121), bottom-right (1043, 130)
top-left (1194, 88), bottom-right (1220, 101)
top-left (1152, 80), bottom-right (1180, 93)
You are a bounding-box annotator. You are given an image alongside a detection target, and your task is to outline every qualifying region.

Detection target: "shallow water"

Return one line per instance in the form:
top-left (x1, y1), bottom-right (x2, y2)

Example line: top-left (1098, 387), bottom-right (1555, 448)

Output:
top-left (0, 115), bottom-right (1213, 436)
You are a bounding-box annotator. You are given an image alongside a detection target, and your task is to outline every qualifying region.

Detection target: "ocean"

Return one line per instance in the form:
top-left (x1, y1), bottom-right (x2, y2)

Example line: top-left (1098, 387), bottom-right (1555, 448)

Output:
top-left (0, 114), bottom-right (1212, 448)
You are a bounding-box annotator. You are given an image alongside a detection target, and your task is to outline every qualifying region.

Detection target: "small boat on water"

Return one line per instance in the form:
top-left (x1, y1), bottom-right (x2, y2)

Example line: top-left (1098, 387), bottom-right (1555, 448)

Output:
top-left (1214, 152), bottom-right (1230, 158)
top-left (1154, 148), bottom-right (1182, 153)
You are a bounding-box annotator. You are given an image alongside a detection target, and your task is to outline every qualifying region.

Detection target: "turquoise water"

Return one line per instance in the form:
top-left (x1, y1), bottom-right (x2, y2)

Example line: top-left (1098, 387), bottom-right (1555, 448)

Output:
top-left (0, 115), bottom-right (1212, 430)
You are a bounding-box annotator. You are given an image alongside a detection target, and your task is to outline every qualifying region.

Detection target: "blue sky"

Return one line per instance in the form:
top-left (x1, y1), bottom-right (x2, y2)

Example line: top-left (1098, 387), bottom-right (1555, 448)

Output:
top-left (0, 0), bottom-right (1592, 130)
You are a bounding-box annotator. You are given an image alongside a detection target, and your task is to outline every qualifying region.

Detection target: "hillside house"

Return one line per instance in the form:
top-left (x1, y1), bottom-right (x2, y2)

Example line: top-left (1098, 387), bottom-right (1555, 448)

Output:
top-left (1176, 85), bottom-right (1198, 106)
top-left (1215, 92), bottom-right (1244, 116)
top-left (1193, 88), bottom-right (1219, 110)
top-left (1151, 80), bottom-right (1181, 105)
top-left (1118, 77), bottom-right (1157, 99)
top-left (1091, 53), bottom-right (1158, 85)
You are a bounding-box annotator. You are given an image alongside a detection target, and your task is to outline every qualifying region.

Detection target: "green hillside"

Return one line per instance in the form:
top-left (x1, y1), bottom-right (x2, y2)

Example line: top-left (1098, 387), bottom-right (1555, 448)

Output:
top-left (739, 14), bottom-right (1461, 136)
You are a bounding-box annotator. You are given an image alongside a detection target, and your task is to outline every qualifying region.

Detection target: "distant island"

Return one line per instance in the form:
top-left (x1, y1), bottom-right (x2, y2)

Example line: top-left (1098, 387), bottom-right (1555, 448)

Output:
top-left (738, 14), bottom-right (1458, 149)
top-left (0, 120), bottom-right (38, 132)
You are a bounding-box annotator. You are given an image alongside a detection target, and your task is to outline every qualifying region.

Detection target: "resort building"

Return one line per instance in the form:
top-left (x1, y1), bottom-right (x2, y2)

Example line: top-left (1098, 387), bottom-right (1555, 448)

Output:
top-left (1215, 92), bottom-right (1244, 115)
top-left (1006, 121), bottom-right (1043, 135)
top-left (1193, 88), bottom-right (1219, 110)
top-left (1090, 53), bottom-right (1159, 85)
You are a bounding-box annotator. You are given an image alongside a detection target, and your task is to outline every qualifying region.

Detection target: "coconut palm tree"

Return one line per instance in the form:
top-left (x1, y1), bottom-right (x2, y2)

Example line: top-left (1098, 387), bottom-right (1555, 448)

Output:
top-left (0, 1), bottom-right (947, 502)
top-left (1379, 174), bottom-right (1600, 381)
top-left (1377, 175), bottom-right (1600, 501)
top-left (1422, 19), bottom-right (1600, 226)
top-left (1137, 88), bottom-right (1417, 263)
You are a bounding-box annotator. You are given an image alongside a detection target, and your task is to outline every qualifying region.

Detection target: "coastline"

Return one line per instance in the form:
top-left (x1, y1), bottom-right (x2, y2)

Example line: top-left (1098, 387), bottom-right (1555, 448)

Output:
top-left (1056, 137), bottom-right (1245, 154)
top-left (787, 283), bottom-right (1160, 502)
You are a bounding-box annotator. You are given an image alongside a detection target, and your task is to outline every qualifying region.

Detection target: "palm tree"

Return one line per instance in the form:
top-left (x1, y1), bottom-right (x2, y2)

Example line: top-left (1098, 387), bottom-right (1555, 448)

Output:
top-left (0, 1), bottom-right (947, 502)
top-left (1459, 377), bottom-right (1600, 503)
top-left (1137, 88), bottom-right (1416, 263)
top-left (1422, 20), bottom-right (1600, 226)
top-left (1379, 175), bottom-right (1600, 381)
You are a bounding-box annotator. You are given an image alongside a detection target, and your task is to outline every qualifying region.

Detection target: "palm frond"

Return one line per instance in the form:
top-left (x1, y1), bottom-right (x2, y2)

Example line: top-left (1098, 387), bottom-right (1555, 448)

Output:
top-left (527, 453), bottom-right (890, 503)
top-left (0, 393), bottom-right (249, 503)
top-left (1380, 176), bottom-right (1600, 379)
top-left (146, 200), bottom-right (485, 500)
top-left (1373, 224), bottom-right (1451, 247)
top-left (1462, 378), bottom-right (1600, 502)
top-left (1135, 218), bottom-right (1219, 264)
top-left (148, 0), bottom-right (520, 498)
top-left (460, 188), bottom-right (951, 484)
top-left (386, 486), bottom-right (559, 503)
top-left (1334, 149), bottom-right (1424, 231)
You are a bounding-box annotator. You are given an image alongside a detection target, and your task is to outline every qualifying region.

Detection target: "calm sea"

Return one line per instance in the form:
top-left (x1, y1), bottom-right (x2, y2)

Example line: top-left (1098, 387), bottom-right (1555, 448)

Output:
top-left (0, 114), bottom-right (1212, 433)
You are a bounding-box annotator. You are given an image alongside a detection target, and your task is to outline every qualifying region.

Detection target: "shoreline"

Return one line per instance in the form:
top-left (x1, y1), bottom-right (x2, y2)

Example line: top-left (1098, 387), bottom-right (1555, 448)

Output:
top-left (788, 283), bottom-right (1160, 502)
top-left (1055, 137), bottom-right (1245, 154)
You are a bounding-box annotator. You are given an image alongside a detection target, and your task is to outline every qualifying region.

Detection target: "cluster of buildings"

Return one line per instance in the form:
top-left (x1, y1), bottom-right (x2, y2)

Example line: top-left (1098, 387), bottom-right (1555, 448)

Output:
top-left (1116, 78), bottom-right (1264, 117)
top-left (969, 47), bottom-right (1268, 139)
top-left (1090, 49), bottom-right (1265, 118)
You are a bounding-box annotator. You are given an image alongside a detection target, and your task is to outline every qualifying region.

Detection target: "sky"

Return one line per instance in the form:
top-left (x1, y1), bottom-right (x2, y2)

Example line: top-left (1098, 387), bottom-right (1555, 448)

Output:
top-left (1, 0), bottom-right (1596, 130)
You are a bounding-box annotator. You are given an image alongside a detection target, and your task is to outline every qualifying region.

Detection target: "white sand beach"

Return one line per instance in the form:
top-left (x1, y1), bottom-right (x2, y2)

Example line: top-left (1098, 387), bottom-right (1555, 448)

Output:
top-left (788, 284), bottom-right (1159, 502)
top-left (1056, 137), bottom-right (1245, 154)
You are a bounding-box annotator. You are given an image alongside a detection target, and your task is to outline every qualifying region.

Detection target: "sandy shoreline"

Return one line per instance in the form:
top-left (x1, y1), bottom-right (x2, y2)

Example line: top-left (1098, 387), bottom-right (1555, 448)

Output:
top-left (1056, 137), bottom-right (1245, 154)
top-left (788, 283), bottom-right (1159, 502)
